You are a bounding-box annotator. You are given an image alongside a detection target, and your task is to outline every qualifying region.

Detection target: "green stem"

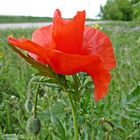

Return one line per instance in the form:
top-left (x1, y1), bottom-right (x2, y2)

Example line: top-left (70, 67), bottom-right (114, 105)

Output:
top-left (27, 76), bottom-right (37, 99)
top-left (33, 84), bottom-right (40, 118)
top-left (67, 93), bottom-right (79, 140)
top-left (57, 75), bottom-right (79, 140)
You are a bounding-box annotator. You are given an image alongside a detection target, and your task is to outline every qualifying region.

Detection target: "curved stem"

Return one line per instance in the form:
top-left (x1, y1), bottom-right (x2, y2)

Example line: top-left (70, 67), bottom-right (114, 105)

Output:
top-left (27, 76), bottom-right (37, 99)
top-left (33, 83), bottom-right (40, 118)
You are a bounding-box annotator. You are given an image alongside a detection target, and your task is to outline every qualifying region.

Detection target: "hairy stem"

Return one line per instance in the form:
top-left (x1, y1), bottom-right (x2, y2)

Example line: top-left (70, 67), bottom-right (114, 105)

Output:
top-left (68, 93), bottom-right (79, 140)
top-left (33, 84), bottom-right (40, 118)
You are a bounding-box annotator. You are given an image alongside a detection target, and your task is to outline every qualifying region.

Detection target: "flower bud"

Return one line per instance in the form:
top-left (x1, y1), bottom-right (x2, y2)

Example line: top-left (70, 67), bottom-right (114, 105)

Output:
top-left (26, 116), bottom-right (41, 135)
top-left (25, 99), bottom-right (33, 113)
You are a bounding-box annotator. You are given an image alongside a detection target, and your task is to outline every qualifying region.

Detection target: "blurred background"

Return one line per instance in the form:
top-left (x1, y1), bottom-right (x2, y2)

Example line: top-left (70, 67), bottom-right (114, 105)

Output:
top-left (0, 0), bottom-right (139, 24)
top-left (0, 0), bottom-right (140, 140)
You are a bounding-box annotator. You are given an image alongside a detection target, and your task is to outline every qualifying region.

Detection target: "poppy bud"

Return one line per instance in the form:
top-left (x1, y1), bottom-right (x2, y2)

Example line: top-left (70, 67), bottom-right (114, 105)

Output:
top-left (25, 99), bottom-right (33, 113)
top-left (26, 116), bottom-right (41, 135)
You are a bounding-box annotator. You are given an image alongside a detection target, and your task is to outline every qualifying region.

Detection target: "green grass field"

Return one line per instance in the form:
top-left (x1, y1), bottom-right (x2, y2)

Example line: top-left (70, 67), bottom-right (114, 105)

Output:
top-left (0, 22), bottom-right (140, 139)
top-left (0, 15), bottom-right (95, 23)
top-left (0, 15), bottom-right (52, 23)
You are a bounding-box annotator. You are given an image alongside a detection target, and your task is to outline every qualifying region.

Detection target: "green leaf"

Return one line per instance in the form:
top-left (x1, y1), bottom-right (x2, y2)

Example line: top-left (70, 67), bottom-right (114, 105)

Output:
top-left (56, 118), bottom-right (66, 140)
top-left (127, 85), bottom-right (140, 104)
top-left (51, 102), bottom-right (66, 114)
top-left (10, 46), bottom-right (55, 78)
top-left (120, 85), bottom-right (140, 107)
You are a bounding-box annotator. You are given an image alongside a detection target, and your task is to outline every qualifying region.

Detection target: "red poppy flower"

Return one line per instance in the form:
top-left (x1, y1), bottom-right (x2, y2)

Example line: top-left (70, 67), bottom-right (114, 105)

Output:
top-left (8, 9), bottom-right (116, 102)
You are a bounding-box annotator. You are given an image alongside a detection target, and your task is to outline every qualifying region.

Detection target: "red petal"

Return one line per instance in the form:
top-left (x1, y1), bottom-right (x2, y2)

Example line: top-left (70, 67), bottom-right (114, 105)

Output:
top-left (32, 25), bottom-right (55, 49)
top-left (8, 37), bottom-right (50, 64)
top-left (30, 25), bottom-right (56, 63)
top-left (46, 50), bottom-right (111, 101)
top-left (52, 9), bottom-right (85, 54)
top-left (89, 65), bottom-right (111, 102)
top-left (82, 27), bottom-right (116, 71)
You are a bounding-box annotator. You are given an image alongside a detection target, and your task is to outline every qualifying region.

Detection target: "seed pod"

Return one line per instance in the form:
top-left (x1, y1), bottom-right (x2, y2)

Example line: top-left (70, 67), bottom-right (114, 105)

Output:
top-left (26, 116), bottom-right (41, 135)
top-left (103, 122), bottom-right (113, 132)
top-left (25, 99), bottom-right (33, 113)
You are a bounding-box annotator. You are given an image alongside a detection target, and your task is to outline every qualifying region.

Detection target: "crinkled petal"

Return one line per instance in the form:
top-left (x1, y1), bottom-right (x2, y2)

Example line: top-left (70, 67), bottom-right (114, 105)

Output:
top-left (52, 9), bottom-right (85, 54)
top-left (82, 27), bottom-right (116, 71)
top-left (32, 25), bottom-right (55, 49)
top-left (47, 51), bottom-right (111, 101)
top-left (8, 37), bottom-right (111, 101)
top-left (30, 25), bottom-right (56, 63)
